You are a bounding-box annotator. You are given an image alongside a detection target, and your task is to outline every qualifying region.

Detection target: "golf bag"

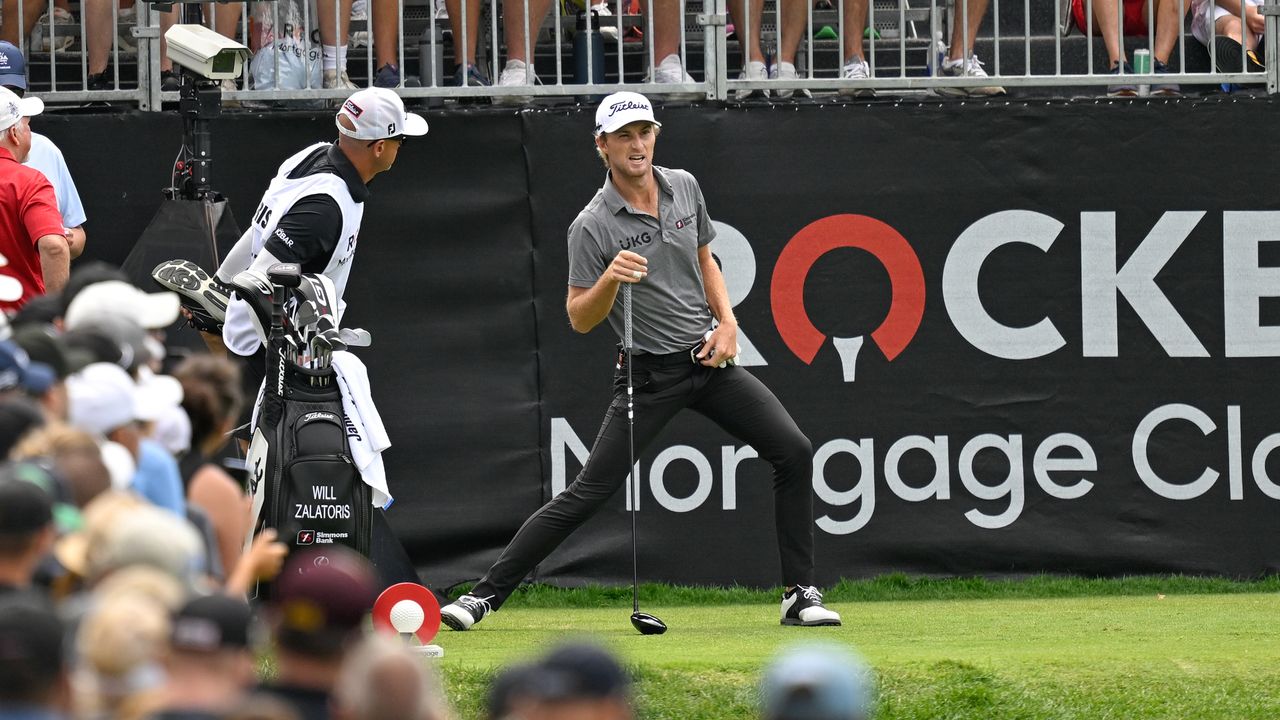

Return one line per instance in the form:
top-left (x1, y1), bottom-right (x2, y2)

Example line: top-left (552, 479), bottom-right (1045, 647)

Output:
top-left (244, 264), bottom-right (372, 567)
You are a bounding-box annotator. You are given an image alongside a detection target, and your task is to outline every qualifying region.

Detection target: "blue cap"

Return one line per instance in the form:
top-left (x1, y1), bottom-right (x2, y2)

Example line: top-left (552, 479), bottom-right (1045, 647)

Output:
top-left (0, 340), bottom-right (54, 395)
top-left (761, 643), bottom-right (876, 720)
top-left (0, 42), bottom-right (25, 90)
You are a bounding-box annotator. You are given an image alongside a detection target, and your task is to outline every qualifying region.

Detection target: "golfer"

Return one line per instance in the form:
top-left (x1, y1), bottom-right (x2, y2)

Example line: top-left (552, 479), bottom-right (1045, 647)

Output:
top-left (442, 92), bottom-right (840, 630)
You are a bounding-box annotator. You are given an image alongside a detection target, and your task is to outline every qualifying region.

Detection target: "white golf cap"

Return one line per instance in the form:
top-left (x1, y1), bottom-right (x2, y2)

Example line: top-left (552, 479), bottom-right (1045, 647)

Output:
top-left (336, 87), bottom-right (429, 141)
top-left (0, 86), bottom-right (41, 132)
top-left (594, 92), bottom-right (661, 136)
top-left (67, 362), bottom-right (138, 436)
top-left (63, 280), bottom-right (180, 331)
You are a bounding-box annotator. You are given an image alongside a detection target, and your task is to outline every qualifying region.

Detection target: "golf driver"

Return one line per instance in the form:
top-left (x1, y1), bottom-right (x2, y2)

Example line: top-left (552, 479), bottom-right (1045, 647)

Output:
top-left (266, 263), bottom-right (302, 396)
top-left (623, 284), bottom-right (668, 636)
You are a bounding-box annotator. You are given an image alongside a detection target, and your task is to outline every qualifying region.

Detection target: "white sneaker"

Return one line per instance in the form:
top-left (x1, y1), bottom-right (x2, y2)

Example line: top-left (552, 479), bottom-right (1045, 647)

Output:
top-left (780, 585), bottom-right (842, 626)
top-left (838, 56), bottom-right (874, 97)
top-left (349, 0), bottom-right (369, 46)
top-left (769, 61), bottom-right (811, 99)
top-left (734, 59), bottom-right (767, 100)
top-left (31, 7), bottom-right (75, 53)
top-left (494, 59), bottom-right (536, 105)
top-left (116, 6), bottom-right (137, 53)
top-left (322, 69), bottom-right (359, 89)
top-left (936, 54), bottom-right (1005, 97)
top-left (651, 53), bottom-right (700, 100)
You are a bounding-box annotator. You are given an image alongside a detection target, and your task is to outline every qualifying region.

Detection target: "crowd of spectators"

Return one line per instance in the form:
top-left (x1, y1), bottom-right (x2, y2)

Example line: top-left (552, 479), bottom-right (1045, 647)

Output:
top-left (0, 259), bottom-right (877, 719)
top-left (0, 0), bottom-right (1267, 102)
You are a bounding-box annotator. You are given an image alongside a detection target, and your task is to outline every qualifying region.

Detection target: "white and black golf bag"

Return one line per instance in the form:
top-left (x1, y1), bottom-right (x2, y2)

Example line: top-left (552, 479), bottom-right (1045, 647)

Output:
top-left (244, 264), bottom-right (371, 576)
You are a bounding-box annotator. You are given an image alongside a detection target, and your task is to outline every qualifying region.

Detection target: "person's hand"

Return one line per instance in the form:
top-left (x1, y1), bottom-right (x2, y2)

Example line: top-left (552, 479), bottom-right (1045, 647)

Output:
top-left (608, 250), bottom-right (648, 284)
top-left (244, 528), bottom-right (288, 582)
top-left (696, 322), bottom-right (739, 367)
top-left (1247, 5), bottom-right (1265, 35)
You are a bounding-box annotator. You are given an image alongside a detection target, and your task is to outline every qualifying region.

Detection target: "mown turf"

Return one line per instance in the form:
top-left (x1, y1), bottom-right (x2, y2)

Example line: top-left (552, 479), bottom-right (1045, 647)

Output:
top-left (430, 577), bottom-right (1280, 719)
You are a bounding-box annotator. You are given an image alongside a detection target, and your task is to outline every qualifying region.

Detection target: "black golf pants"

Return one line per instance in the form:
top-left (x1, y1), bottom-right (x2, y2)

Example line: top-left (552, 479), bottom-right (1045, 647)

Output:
top-left (472, 349), bottom-right (815, 608)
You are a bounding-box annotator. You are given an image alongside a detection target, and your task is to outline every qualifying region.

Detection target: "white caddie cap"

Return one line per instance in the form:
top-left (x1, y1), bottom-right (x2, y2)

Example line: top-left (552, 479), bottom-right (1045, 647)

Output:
top-left (594, 91), bottom-right (661, 136)
top-left (0, 86), bottom-right (41, 132)
top-left (336, 87), bottom-right (429, 141)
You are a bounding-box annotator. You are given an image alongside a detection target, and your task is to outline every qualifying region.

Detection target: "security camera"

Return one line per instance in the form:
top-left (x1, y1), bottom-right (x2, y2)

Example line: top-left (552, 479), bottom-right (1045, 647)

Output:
top-left (164, 24), bottom-right (250, 81)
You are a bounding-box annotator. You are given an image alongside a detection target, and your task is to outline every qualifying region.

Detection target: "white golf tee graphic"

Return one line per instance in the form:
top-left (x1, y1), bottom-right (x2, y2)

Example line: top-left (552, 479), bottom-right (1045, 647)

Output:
top-left (832, 336), bottom-right (864, 382)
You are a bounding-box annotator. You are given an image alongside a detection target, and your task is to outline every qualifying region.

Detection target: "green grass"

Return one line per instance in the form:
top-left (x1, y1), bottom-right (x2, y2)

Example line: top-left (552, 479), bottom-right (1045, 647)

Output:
top-left (430, 576), bottom-right (1280, 719)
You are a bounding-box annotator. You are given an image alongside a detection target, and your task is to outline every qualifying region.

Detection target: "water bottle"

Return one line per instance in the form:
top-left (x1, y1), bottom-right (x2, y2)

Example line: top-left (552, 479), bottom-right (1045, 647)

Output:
top-left (1132, 48), bottom-right (1151, 97)
top-left (574, 12), bottom-right (606, 89)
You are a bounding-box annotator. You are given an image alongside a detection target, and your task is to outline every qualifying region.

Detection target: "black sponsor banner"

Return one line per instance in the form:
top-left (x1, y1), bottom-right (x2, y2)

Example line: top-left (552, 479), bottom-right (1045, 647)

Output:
top-left (524, 101), bottom-right (1280, 588)
top-left (54, 101), bottom-right (1279, 589)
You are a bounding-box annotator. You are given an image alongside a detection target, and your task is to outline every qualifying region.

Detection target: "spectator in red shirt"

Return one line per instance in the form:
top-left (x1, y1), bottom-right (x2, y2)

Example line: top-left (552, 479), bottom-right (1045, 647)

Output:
top-left (0, 85), bottom-right (67, 314)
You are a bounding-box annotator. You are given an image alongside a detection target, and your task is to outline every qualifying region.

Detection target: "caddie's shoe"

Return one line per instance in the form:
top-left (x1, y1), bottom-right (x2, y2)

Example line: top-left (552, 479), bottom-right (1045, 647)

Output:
top-left (440, 594), bottom-right (494, 631)
top-left (781, 585), bottom-right (841, 626)
top-left (151, 259), bottom-right (232, 334)
top-left (230, 268), bottom-right (276, 344)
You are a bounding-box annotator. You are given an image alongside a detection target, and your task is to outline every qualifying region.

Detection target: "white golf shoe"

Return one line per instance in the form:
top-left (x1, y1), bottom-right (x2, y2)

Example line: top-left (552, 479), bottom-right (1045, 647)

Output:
top-left (780, 585), bottom-right (842, 626)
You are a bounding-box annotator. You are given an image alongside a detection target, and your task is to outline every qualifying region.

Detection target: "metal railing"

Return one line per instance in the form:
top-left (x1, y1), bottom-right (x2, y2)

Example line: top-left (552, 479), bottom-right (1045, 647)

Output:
top-left (14, 0), bottom-right (1280, 108)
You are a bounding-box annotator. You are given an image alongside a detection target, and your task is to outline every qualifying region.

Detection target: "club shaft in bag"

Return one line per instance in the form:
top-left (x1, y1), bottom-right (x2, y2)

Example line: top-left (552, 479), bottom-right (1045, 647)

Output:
top-left (267, 263), bottom-right (302, 398)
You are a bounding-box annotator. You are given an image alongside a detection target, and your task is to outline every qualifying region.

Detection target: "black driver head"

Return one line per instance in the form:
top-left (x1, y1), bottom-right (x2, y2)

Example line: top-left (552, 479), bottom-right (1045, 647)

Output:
top-left (267, 262), bottom-right (303, 288)
top-left (630, 611), bottom-right (667, 635)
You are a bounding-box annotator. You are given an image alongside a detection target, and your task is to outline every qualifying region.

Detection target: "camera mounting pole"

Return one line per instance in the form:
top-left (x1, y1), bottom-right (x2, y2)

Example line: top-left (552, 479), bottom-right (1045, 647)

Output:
top-left (150, 1), bottom-right (250, 201)
top-left (175, 70), bottom-right (222, 201)
top-left (177, 0), bottom-right (217, 201)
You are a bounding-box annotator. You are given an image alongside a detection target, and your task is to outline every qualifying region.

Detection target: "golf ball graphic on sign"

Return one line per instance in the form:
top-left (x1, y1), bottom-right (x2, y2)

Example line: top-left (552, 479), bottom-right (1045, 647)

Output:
top-left (390, 599), bottom-right (425, 633)
top-left (372, 582), bottom-right (442, 649)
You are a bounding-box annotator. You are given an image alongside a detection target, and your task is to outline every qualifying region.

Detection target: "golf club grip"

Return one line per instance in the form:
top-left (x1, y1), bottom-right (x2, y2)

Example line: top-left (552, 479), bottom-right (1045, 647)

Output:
top-left (622, 284), bottom-right (633, 350)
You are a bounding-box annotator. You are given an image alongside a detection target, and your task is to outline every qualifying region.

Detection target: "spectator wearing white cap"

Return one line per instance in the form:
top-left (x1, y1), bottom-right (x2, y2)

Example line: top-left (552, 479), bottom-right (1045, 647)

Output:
top-left (66, 363), bottom-right (186, 517)
top-left (0, 85), bottom-right (69, 314)
top-left (154, 87), bottom-right (427, 428)
top-left (0, 41), bottom-right (87, 259)
top-left (63, 279), bottom-right (181, 337)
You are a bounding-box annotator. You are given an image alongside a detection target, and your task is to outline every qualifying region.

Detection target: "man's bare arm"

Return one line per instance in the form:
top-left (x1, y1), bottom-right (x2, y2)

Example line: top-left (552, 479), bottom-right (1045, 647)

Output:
top-left (37, 233), bottom-right (69, 293)
top-left (566, 250), bottom-right (648, 333)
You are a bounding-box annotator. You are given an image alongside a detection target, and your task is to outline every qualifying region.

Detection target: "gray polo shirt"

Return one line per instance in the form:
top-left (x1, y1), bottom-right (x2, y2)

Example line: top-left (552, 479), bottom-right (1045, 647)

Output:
top-left (567, 166), bottom-right (716, 354)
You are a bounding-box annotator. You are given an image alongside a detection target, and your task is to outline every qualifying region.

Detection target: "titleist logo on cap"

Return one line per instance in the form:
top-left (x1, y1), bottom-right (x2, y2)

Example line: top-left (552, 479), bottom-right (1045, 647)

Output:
top-left (606, 99), bottom-right (650, 117)
top-left (342, 99), bottom-right (363, 117)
